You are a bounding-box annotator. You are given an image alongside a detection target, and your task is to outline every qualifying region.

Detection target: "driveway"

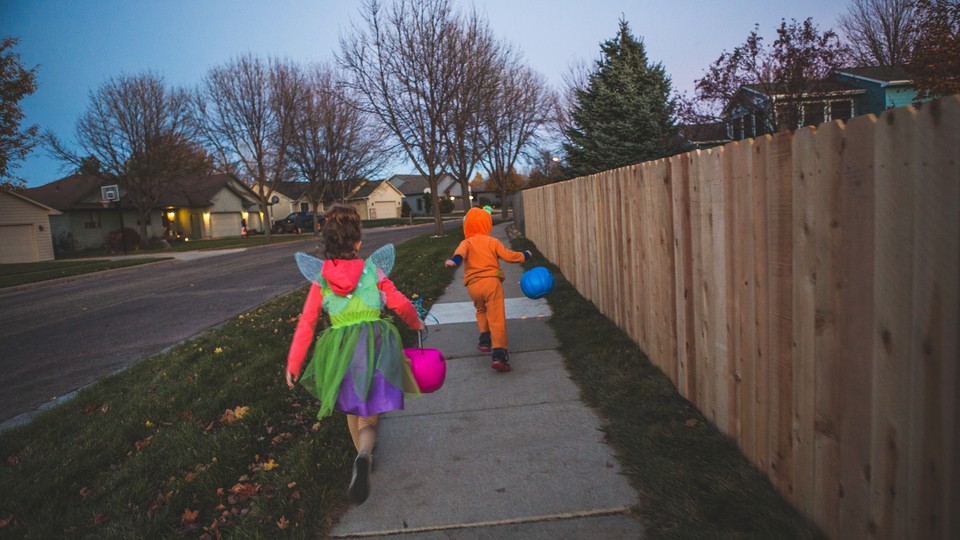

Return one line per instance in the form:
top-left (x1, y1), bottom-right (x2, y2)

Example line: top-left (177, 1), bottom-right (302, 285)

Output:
top-left (0, 222), bottom-right (454, 427)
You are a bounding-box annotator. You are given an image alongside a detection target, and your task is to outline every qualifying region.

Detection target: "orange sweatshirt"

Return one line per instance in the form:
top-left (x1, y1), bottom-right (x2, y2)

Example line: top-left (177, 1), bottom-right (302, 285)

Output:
top-left (451, 208), bottom-right (528, 285)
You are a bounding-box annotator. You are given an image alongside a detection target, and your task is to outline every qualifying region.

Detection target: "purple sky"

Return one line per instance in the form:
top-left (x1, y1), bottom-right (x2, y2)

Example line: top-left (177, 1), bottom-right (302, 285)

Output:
top-left (2, 0), bottom-right (849, 188)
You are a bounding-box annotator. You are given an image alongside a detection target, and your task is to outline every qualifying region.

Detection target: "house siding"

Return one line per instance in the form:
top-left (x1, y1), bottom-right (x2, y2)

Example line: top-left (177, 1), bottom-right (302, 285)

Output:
top-left (0, 191), bottom-right (57, 262)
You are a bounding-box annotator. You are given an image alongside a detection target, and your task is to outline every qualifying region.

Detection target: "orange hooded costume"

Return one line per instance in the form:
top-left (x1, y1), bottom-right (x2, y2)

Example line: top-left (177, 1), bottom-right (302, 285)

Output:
top-left (448, 208), bottom-right (529, 353)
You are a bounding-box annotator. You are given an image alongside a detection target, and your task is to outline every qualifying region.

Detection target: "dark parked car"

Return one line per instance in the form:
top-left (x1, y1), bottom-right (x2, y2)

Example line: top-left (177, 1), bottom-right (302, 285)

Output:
top-left (272, 212), bottom-right (324, 234)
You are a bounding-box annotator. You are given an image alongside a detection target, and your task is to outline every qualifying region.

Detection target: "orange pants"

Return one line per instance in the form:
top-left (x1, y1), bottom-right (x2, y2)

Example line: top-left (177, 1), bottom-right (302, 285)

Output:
top-left (467, 277), bottom-right (508, 350)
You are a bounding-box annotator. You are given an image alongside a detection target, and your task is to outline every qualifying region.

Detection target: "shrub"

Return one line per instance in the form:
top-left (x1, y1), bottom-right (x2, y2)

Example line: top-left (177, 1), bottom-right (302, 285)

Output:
top-left (438, 198), bottom-right (455, 214)
top-left (105, 227), bottom-right (141, 252)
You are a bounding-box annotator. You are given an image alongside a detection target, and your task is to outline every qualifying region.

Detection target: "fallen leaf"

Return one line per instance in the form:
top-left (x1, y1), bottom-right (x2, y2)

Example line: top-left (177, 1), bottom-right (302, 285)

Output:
top-left (135, 436), bottom-right (153, 451)
top-left (262, 459), bottom-right (279, 472)
top-left (92, 514), bottom-right (109, 525)
top-left (99, 405), bottom-right (110, 413)
top-left (79, 487), bottom-right (91, 497)
top-left (216, 487), bottom-right (224, 496)
top-left (685, 418), bottom-right (698, 427)
top-left (6, 456), bottom-right (19, 466)
top-left (286, 481), bottom-right (297, 489)
top-left (0, 514), bottom-right (12, 528)
top-left (271, 432), bottom-right (293, 444)
top-left (276, 516), bottom-right (289, 530)
top-left (63, 525), bottom-right (77, 533)
top-left (214, 347), bottom-right (223, 354)
top-left (182, 508), bottom-right (199, 523)
top-left (145, 420), bottom-right (154, 428)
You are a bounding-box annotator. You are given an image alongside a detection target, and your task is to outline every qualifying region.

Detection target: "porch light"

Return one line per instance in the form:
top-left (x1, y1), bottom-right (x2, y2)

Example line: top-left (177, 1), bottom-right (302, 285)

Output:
top-left (167, 211), bottom-right (175, 220)
top-left (241, 211), bottom-right (249, 220)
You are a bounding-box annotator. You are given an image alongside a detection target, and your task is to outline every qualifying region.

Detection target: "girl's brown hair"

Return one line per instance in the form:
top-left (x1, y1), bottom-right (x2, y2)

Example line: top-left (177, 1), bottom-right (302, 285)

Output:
top-left (322, 204), bottom-right (363, 260)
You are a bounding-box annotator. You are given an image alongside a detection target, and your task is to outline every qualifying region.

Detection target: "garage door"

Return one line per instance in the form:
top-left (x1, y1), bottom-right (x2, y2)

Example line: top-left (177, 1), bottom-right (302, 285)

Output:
top-left (373, 201), bottom-right (398, 220)
top-left (210, 213), bottom-right (242, 239)
top-left (0, 224), bottom-right (38, 263)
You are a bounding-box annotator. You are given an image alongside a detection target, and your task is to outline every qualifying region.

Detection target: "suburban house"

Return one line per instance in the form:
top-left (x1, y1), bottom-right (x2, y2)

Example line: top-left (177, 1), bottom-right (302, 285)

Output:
top-left (24, 174), bottom-right (262, 253)
top-left (715, 65), bottom-right (930, 142)
top-left (341, 179), bottom-right (404, 220)
top-left (831, 65), bottom-right (920, 113)
top-left (387, 173), bottom-right (471, 214)
top-left (258, 178), bottom-right (404, 222)
top-left (0, 189), bottom-right (61, 263)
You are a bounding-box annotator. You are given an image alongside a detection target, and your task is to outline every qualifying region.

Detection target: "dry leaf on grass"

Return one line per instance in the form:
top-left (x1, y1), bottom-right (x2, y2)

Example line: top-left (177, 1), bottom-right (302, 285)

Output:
top-left (276, 516), bottom-right (290, 529)
top-left (182, 508), bottom-right (199, 523)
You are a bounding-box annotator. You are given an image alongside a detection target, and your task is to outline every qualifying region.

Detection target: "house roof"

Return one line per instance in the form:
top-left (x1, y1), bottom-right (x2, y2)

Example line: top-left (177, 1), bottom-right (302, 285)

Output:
top-left (1, 189), bottom-right (62, 214)
top-left (162, 174), bottom-right (259, 207)
top-left (835, 65), bottom-right (913, 85)
top-left (272, 181), bottom-right (311, 200)
top-left (742, 79), bottom-right (865, 98)
top-left (24, 175), bottom-right (108, 210)
top-left (388, 174), bottom-right (432, 195)
top-left (348, 179), bottom-right (403, 200)
top-left (25, 174), bottom-right (257, 211)
top-left (388, 173), bottom-right (458, 196)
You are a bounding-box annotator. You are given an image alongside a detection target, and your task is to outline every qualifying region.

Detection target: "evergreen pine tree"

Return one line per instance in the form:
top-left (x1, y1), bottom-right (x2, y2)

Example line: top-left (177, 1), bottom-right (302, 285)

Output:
top-left (562, 20), bottom-right (678, 179)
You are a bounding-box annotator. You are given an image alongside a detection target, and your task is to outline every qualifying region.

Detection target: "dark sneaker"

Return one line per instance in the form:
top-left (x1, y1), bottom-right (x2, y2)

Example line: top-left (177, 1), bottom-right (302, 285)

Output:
top-left (491, 349), bottom-right (511, 372)
top-left (348, 452), bottom-right (371, 504)
top-left (477, 332), bottom-right (492, 353)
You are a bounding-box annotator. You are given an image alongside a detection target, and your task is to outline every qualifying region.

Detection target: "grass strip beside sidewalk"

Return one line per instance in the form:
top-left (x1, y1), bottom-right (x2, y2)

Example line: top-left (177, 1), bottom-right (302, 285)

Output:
top-left (0, 259), bottom-right (172, 289)
top-left (0, 231), bottom-right (461, 539)
top-left (510, 235), bottom-right (826, 539)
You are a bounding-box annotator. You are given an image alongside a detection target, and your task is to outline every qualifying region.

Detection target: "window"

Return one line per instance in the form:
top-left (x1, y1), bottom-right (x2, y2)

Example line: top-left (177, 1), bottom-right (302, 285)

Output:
top-left (803, 102), bottom-right (825, 126)
top-left (830, 100), bottom-right (852, 121)
top-left (754, 110), bottom-right (767, 136)
top-left (300, 202), bottom-right (309, 212)
top-left (83, 212), bottom-right (101, 229)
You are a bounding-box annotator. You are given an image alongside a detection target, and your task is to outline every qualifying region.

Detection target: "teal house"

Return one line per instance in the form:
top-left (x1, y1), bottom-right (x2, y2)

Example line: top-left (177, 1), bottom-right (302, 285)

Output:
top-left (832, 65), bottom-right (920, 115)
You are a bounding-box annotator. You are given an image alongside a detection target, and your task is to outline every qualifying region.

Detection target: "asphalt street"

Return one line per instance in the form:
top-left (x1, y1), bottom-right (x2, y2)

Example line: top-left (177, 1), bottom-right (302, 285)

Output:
top-left (0, 222), bottom-right (452, 428)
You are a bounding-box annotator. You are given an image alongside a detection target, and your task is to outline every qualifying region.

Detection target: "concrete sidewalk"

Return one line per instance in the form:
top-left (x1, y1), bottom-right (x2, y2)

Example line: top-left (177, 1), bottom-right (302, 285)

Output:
top-left (330, 223), bottom-right (645, 539)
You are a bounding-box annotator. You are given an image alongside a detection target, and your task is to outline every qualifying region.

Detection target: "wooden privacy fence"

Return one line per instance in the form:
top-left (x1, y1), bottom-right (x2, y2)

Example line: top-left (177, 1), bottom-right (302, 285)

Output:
top-left (522, 96), bottom-right (958, 540)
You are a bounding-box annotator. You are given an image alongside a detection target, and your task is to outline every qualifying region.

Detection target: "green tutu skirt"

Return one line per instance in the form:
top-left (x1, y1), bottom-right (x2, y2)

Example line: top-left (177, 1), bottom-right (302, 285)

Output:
top-left (299, 319), bottom-right (419, 419)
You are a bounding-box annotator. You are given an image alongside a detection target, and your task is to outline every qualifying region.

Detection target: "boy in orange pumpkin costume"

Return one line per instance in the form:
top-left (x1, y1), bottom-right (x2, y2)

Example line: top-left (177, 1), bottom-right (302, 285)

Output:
top-left (445, 207), bottom-right (531, 372)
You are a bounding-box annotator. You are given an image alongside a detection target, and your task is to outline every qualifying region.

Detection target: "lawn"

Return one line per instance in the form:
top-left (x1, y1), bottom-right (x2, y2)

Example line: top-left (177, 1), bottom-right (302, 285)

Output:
top-left (0, 258), bottom-right (173, 289)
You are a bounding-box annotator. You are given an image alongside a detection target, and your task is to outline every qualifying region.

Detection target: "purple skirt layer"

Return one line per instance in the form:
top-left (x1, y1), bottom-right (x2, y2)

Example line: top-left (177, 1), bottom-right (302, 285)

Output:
top-left (336, 368), bottom-right (404, 416)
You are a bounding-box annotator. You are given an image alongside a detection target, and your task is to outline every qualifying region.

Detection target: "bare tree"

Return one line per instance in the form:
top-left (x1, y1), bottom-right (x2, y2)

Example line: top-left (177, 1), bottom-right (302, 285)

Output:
top-left (339, 0), bottom-right (462, 236)
top-left (909, 0), bottom-right (960, 100)
top-left (838, 0), bottom-right (918, 66)
top-left (693, 18), bottom-right (848, 134)
top-left (481, 63), bottom-right (552, 219)
top-left (443, 10), bottom-right (505, 211)
top-left (193, 55), bottom-right (303, 240)
top-left (290, 63), bottom-right (390, 233)
top-left (45, 72), bottom-right (210, 241)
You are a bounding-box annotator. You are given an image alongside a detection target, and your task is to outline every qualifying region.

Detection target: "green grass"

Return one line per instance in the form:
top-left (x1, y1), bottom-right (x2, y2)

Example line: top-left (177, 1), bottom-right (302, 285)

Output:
top-left (510, 235), bottom-right (825, 539)
top-left (0, 231), bottom-right (463, 539)
top-left (0, 259), bottom-right (172, 289)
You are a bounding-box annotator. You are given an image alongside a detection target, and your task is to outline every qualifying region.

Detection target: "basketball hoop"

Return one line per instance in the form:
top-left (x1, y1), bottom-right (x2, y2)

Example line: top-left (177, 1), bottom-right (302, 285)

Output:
top-left (101, 185), bottom-right (119, 207)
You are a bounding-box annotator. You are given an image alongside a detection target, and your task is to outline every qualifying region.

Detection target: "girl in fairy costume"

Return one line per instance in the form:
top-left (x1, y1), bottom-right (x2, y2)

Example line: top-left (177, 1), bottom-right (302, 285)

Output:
top-left (285, 204), bottom-right (424, 504)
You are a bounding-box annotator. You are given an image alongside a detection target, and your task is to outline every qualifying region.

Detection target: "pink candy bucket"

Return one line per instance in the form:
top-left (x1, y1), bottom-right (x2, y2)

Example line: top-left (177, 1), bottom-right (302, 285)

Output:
top-left (404, 347), bottom-right (446, 393)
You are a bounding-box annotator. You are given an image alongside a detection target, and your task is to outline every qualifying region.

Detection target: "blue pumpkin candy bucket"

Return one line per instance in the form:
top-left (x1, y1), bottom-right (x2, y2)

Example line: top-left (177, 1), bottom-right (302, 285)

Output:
top-left (520, 266), bottom-right (554, 299)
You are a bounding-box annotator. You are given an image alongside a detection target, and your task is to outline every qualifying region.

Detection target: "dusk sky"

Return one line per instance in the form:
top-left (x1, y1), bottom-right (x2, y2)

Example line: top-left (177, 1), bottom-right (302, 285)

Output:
top-left (2, 0), bottom-right (849, 188)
